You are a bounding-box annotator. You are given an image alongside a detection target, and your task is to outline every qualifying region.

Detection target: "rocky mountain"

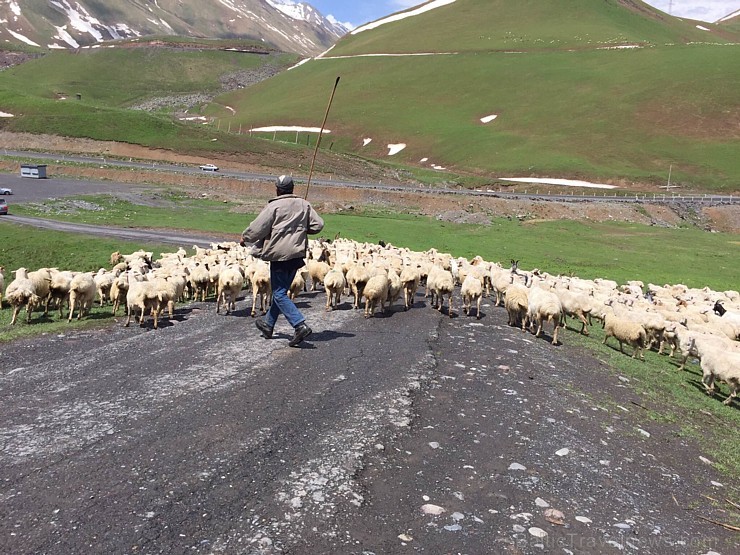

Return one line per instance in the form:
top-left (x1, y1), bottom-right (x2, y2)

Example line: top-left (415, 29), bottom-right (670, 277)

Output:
top-left (0, 0), bottom-right (349, 56)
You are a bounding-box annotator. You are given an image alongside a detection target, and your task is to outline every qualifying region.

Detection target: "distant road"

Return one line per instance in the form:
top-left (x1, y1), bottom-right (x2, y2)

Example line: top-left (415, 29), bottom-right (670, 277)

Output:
top-left (1, 148), bottom-right (737, 204)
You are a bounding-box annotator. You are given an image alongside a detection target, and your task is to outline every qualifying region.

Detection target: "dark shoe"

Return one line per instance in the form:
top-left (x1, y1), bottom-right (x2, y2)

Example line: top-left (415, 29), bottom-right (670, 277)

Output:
top-left (288, 323), bottom-right (312, 347)
top-left (255, 319), bottom-right (273, 339)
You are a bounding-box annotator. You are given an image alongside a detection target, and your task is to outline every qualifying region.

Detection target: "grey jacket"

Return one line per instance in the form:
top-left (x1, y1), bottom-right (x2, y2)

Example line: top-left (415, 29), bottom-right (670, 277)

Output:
top-left (241, 194), bottom-right (324, 262)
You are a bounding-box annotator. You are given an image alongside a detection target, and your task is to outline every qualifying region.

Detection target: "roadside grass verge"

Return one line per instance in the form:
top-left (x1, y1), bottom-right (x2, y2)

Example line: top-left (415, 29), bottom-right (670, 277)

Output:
top-left (562, 321), bottom-right (740, 478)
top-left (10, 194), bottom-right (739, 291)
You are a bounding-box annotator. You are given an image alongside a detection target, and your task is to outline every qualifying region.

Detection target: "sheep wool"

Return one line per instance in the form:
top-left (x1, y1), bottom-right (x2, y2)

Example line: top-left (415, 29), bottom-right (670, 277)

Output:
top-left (602, 312), bottom-right (647, 360)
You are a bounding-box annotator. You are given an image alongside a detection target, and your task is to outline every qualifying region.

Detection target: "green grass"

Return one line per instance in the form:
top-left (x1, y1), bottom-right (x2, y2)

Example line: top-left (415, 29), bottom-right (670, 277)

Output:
top-left (334, 0), bottom-right (727, 56)
top-left (224, 43), bottom-right (740, 190)
top-left (565, 324), bottom-right (740, 477)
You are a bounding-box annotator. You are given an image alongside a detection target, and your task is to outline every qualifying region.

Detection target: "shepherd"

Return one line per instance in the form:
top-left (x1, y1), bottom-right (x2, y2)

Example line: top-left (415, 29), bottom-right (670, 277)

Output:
top-left (241, 175), bottom-right (324, 347)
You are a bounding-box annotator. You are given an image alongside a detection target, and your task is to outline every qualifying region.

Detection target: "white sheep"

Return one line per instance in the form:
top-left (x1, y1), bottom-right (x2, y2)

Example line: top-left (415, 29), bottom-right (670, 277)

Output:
top-left (504, 283), bottom-right (529, 331)
top-left (5, 268), bottom-right (41, 325)
top-left (124, 277), bottom-right (161, 328)
top-left (346, 261), bottom-right (370, 310)
top-left (216, 265), bottom-right (245, 314)
top-left (68, 272), bottom-right (97, 321)
top-left (363, 273), bottom-right (390, 318)
top-left (526, 280), bottom-right (564, 345)
top-left (49, 269), bottom-right (76, 319)
top-left (250, 261), bottom-right (271, 317)
top-left (288, 268), bottom-right (306, 300)
top-left (111, 271), bottom-right (131, 316)
top-left (427, 265), bottom-right (455, 317)
top-left (397, 265), bottom-right (420, 311)
top-left (0, 265), bottom-right (5, 307)
top-left (93, 268), bottom-right (116, 307)
top-left (386, 269), bottom-right (403, 312)
top-left (602, 311), bottom-right (647, 359)
top-left (689, 334), bottom-right (740, 405)
top-left (461, 273), bottom-right (484, 319)
top-left (553, 284), bottom-right (593, 336)
top-left (323, 267), bottom-right (346, 311)
top-left (188, 262), bottom-right (211, 302)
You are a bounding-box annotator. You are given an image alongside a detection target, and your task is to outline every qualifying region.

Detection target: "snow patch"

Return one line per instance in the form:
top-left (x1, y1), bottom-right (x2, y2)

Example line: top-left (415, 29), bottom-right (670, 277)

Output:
top-left (362, 138), bottom-right (372, 147)
top-left (500, 178), bottom-right (618, 190)
top-left (7, 29), bottom-right (40, 47)
top-left (696, 25), bottom-right (710, 31)
top-left (250, 126), bottom-right (331, 134)
top-left (0, 111), bottom-right (15, 118)
top-left (387, 143), bottom-right (406, 156)
top-left (352, 0), bottom-right (457, 35)
top-left (480, 114), bottom-right (498, 124)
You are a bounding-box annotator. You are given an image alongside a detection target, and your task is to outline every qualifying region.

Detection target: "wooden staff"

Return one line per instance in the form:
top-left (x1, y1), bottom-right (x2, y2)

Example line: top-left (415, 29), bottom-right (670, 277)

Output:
top-left (304, 76), bottom-right (340, 200)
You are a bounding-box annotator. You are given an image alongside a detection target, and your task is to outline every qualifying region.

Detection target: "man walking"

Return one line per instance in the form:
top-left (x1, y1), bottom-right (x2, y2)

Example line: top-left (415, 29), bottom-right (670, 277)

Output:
top-left (241, 175), bottom-right (324, 347)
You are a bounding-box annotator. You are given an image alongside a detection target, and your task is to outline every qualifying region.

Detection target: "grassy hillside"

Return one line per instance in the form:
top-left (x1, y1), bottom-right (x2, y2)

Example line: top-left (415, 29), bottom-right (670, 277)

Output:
top-left (0, 2), bottom-right (738, 192)
top-left (333, 0), bottom-right (727, 56)
top-left (204, 0), bottom-right (739, 191)
top-left (219, 42), bottom-right (740, 190)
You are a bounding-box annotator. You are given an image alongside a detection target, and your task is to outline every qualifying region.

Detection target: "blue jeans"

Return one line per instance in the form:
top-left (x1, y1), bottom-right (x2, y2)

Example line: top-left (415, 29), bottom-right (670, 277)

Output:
top-left (265, 258), bottom-right (305, 329)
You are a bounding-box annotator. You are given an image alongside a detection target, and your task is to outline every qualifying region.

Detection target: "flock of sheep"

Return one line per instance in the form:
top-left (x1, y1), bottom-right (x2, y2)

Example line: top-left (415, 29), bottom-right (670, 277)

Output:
top-left (1, 237), bottom-right (739, 405)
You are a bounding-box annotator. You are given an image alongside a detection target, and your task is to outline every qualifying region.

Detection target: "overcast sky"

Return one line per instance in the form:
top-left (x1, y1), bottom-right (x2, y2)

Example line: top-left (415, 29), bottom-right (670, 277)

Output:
top-left (313, 1), bottom-right (739, 29)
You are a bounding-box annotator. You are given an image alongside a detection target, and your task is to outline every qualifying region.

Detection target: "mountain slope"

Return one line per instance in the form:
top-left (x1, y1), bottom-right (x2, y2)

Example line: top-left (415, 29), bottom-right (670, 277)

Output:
top-left (0, 0), bottom-right (348, 56)
top-left (215, 0), bottom-right (740, 190)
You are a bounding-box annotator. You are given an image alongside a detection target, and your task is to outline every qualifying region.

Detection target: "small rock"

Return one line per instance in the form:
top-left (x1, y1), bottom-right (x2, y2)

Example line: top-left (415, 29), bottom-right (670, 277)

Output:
top-left (637, 428), bottom-right (651, 438)
top-left (699, 456), bottom-right (713, 465)
top-left (535, 498), bottom-right (550, 508)
top-left (544, 509), bottom-right (566, 526)
top-left (555, 448), bottom-right (570, 457)
top-left (397, 534), bottom-right (413, 542)
top-left (710, 481), bottom-right (724, 487)
top-left (421, 504), bottom-right (445, 515)
top-left (614, 523), bottom-right (631, 530)
top-left (513, 524), bottom-right (526, 533)
top-left (508, 463), bottom-right (527, 471)
top-left (575, 516), bottom-right (592, 524)
top-left (444, 524), bottom-right (462, 532)
top-left (618, 376), bottom-right (630, 383)
top-left (428, 442), bottom-right (440, 449)
top-left (528, 527), bottom-right (548, 538)
top-left (451, 512), bottom-right (464, 522)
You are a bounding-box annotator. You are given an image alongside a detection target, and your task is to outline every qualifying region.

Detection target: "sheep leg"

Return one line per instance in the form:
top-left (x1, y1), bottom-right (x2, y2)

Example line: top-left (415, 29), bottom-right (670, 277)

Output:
top-left (476, 297), bottom-right (482, 320)
top-left (10, 305), bottom-right (21, 325)
top-left (702, 371), bottom-right (715, 396)
top-left (723, 382), bottom-right (737, 406)
top-left (448, 294), bottom-right (454, 318)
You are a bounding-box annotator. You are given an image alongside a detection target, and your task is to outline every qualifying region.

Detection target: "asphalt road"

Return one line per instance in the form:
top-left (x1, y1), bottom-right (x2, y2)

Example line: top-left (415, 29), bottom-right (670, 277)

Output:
top-left (2, 291), bottom-right (737, 554)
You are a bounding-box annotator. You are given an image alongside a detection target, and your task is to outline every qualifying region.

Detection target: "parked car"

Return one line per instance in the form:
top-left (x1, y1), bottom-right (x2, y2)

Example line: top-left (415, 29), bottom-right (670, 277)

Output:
top-left (0, 198), bottom-right (8, 215)
top-left (199, 164), bottom-right (219, 172)
top-left (0, 186), bottom-right (12, 194)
